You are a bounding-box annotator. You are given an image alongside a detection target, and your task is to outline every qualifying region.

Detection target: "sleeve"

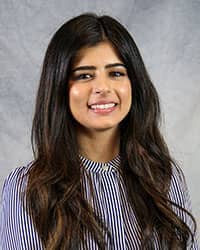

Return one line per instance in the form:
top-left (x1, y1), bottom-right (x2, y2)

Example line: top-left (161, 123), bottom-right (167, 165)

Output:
top-left (0, 167), bottom-right (43, 250)
top-left (169, 166), bottom-right (200, 250)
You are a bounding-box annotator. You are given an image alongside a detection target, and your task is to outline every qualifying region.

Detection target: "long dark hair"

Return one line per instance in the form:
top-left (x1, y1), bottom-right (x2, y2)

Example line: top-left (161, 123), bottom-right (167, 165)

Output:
top-left (26, 13), bottom-right (196, 249)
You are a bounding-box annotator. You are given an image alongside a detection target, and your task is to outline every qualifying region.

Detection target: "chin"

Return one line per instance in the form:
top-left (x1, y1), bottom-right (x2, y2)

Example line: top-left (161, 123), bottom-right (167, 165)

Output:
top-left (90, 124), bottom-right (119, 132)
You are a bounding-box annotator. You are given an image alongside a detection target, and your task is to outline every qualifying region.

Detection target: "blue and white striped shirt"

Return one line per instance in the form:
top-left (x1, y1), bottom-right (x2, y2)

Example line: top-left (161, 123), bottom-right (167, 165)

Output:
top-left (0, 156), bottom-right (199, 249)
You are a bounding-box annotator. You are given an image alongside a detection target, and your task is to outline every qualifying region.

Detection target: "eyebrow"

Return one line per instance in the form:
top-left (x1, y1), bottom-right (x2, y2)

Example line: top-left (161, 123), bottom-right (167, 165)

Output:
top-left (72, 63), bottom-right (126, 72)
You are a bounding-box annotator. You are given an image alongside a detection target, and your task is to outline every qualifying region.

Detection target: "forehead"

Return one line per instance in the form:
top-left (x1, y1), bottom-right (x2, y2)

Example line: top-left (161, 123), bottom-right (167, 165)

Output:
top-left (71, 41), bottom-right (123, 67)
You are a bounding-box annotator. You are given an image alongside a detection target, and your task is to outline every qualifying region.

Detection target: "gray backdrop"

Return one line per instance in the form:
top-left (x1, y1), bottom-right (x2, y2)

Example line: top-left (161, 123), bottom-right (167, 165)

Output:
top-left (0, 0), bottom-right (199, 235)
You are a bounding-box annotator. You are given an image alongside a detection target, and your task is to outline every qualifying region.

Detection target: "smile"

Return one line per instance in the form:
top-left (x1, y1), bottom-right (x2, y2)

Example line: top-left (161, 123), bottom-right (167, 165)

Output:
top-left (88, 102), bottom-right (118, 114)
top-left (90, 103), bottom-right (116, 110)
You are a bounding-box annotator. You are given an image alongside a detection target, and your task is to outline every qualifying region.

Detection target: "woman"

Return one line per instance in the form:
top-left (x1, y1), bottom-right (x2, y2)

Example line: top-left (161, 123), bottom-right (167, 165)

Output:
top-left (0, 13), bottom-right (199, 249)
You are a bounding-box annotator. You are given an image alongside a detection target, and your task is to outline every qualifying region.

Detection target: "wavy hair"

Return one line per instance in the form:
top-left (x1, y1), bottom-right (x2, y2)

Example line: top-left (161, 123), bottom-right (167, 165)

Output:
top-left (26, 13), bottom-right (196, 249)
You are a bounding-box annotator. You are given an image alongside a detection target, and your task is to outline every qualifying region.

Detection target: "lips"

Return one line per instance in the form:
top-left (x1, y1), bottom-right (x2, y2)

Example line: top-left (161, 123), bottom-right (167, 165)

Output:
top-left (90, 103), bottom-right (116, 110)
top-left (87, 102), bottom-right (118, 115)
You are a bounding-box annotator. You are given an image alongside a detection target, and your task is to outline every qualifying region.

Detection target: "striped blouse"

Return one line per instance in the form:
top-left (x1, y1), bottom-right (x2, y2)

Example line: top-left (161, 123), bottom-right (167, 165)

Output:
top-left (0, 155), bottom-right (199, 249)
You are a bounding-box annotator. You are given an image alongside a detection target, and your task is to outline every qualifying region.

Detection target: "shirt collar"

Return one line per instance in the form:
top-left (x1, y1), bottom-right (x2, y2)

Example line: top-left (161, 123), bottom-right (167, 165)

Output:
top-left (79, 154), bottom-right (121, 174)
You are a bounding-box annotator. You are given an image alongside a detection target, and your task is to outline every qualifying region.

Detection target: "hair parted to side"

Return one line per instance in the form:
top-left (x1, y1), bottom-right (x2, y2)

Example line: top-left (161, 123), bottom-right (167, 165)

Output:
top-left (26, 13), bottom-right (196, 249)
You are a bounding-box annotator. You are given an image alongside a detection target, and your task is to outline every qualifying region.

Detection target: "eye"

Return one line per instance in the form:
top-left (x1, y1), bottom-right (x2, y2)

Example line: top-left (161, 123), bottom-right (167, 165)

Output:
top-left (73, 73), bottom-right (94, 81)
top-left (109, 71), bottom-right (126, 78)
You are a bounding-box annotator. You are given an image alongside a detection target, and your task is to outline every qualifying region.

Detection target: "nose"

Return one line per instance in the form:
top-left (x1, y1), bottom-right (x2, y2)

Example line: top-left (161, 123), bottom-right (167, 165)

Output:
top-left (92, 73), bottom-right (111, 95)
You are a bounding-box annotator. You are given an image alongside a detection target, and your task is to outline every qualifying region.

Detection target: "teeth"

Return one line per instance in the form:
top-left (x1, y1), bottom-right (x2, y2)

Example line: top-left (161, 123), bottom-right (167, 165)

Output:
top-left (90, 103), bottom-right (116, 110)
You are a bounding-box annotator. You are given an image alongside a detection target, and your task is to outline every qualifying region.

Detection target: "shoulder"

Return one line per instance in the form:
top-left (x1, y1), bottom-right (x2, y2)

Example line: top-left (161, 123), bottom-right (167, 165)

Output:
top-left (168, 164), bottom-right (192, 211)
top-left (3, 161), bottom-right (33, 184)
top-left (0, 162), bottom-right (43, 249)
top-left (169, 164), bottom-right (190, 208)
top-left (169, 165), bottom-right (197, 234)
top-left (169, 166), bottom-right (200, 248)
top-left (1, 162), bottom-right (33, 200)
top-left (0, 162), bottom-right (34, 224)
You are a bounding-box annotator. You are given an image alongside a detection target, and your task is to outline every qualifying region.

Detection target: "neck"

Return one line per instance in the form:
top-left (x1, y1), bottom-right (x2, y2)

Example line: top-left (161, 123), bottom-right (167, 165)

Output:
top-left (77, 127), bottom-right (120, 163)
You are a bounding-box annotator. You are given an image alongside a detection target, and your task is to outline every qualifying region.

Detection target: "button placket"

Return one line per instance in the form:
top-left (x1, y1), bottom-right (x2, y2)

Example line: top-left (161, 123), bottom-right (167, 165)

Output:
top-left (102, 163), bottom-right (109, 171)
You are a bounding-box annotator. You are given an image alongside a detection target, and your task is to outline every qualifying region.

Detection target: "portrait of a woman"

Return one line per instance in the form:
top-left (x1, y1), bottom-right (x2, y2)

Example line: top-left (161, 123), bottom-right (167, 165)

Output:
top-left (0, 13), bottom-right (199, 249)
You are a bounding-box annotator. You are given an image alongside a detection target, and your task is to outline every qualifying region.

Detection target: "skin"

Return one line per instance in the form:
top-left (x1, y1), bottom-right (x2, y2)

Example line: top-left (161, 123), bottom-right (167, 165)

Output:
top-left (69, 41), bottom-right (132, 162)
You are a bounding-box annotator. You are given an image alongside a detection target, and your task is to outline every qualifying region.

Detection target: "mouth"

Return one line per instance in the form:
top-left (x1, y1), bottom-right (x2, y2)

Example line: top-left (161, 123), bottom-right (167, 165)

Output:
top-left (88, 103), bottom-right (117, 110)
top-left (87, 102), bottom-right (118, 114)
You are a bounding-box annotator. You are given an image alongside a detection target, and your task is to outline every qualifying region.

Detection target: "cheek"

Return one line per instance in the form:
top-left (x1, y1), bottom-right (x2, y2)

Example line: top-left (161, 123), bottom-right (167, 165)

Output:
top-left (69, 85), bottom-right (85, 109)
top-left (118, 82), bottom-right (132, 104)
top-left (69, 85), bottom-right (81, 100)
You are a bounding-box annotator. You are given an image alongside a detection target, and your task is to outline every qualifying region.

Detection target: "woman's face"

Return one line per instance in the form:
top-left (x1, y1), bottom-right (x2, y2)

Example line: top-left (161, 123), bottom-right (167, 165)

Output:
top-left (68, 41), bottom-right (132, 133)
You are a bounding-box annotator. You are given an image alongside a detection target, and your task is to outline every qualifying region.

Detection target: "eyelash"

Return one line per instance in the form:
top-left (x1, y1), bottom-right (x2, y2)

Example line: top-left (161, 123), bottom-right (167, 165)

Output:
top-left (73, 71), bottom-right (126, 81)
top-left (74, 73), bottom-right (93, 80)
top-left (109, 71), bottom-right (125, 77)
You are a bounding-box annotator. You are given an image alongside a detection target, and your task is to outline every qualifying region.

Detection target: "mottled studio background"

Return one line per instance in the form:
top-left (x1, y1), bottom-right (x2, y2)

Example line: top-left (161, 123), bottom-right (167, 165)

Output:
top-left (0, 0), bottom-right (199, 234)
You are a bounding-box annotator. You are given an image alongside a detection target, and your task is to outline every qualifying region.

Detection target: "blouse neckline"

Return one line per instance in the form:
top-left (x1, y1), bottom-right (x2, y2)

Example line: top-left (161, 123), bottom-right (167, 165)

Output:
top-left (79, 154), bottom-right (121, 174)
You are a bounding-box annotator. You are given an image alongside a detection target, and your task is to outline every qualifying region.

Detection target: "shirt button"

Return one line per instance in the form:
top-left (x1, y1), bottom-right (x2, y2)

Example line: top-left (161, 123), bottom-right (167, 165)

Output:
top-left (102, 164), bottom-right (109, 171)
